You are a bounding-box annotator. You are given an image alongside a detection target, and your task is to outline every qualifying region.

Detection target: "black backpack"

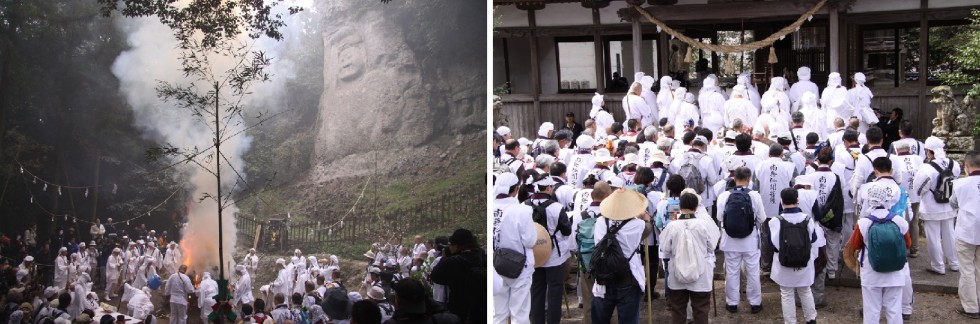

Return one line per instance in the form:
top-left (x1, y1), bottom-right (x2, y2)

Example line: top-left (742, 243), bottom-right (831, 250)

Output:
top-left (589, 218), bottom-right (636, 286)
top-left (928, 160), bottom-right (956, 203)
top-left (813, 175), bottom-right (845, 232)
top-left (526, 199), bottom-right (570, 257)
top-left (776, 215), bottom-right (813, 269)
top-left (723, 187), bottom-right (755, 239)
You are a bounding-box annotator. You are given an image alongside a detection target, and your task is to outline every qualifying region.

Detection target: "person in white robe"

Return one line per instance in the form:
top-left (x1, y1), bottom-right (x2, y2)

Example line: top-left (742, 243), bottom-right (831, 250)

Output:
top-left (789, 66), bottom-right (820, 112)
top-left (165, 265), bottom-right (195, 324)
top-left (242, 248), bottom-right (259, 275)
top-left (134, 257), bottom-right (157, 290)
top-left (727, 73), bottom-right (761, 110)
top-left (270, 258), bottom-right (293, 299)
top-left (198, 272), bottom-right (218, 323)
top-left (761, 77), bottom-right (792, 127)
top-left (657, 76), bottom-right (674, 122)
top-left (671, 88), bottom-right (700, 131)
top-left (162, 242), bottom-right (181, 278)
top-left (105, 248), bottom-right (124, 300)
top-left (125, 243), bottom-right (140, 282)
top-left (847, 72), bottom-right (878, 132)
top-left (622, 82), bottom-right (652, 127)
top-left (820, 72), bottom-right (850, 126)
top-left (591, 93), bottom-right (615, 139)
top-left (639, 75), bottom-right (659, 124)
top-left (798, 92), bottom-right (830, 139)
top-left (53, 248), bottom-right (69, 290)
top-left (83, 292), bottom-right (99, 313)
top-left (145, 242), bottom-right (163, 272)
top-left (724, 85), bottom-right (759, 129)
top-left (755, 97), bottom-right (789, 137)
top-left (699, 77), bottom-right (726, 132)
top-left (123, 283), bottom-right (155, 320)
top-left (232, 265), bottom-right (254, 310)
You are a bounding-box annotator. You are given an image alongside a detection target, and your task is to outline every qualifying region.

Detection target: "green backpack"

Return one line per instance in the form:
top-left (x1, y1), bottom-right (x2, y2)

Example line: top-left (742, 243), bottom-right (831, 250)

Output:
top-left (862, 212), bottom-right (907, 273)
top-left (577, 210), bottom-right (598, 272)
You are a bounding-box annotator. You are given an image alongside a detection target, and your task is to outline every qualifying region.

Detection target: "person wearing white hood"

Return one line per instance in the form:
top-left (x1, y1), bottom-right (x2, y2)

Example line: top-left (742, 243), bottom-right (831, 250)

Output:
top-left (848, 72), bottom-right (878, 133)
top-left (789, 67), bottom-right (820, 113)
top-left (69, 272), bottom-right (93, 317)
top-left (912, 137), bottom-right (962, 275)
top-left (761, 77), bottom-right (792, 127)
top-left (133, 257), bottom-right (157, 290)
top-left (271, 258), bottom-right (293, 300)
top-left (591, 93), bottom-right (615, 140)
top-left (568, 135), bottom-right (597, 189)
top-left (532, 122), bottom-right (555, 156)
top-left (123, 283), bottom-right (155, 320)
top-left (53, 247), bottom-right (69, 290)
top-left (232, 265), bottom-right (255, 311)
top-left (640, 75), bottom-right (659, 124)
top-left (820, 72), bottom-right (850, 125)
top-left (657, 76), bottom-right (674, 122)
top-left (670, 88), bottom-right (700, 132)
top-left (198, 272), bottom-right (219, 323)
top-left (699, 77), bottom-right (726, 131)
top-left (727, 73), bottom-right (761, 110)
top-left (623, 82), bottom-right (652, 127)
top-left (241, 248), bottom-right (259, 276)
top-left (798, 92), bottom-right (829, 139)
top-left (105, 248), bottom-right (124, 301)
top-left (145, 242), bottom-right (163, 272)
top-left (492, 173), bottom-right (537, 324)
top-left (755, 97), bottom-right (789, 138)
top-left (724, 85), bottom-right (759, 129)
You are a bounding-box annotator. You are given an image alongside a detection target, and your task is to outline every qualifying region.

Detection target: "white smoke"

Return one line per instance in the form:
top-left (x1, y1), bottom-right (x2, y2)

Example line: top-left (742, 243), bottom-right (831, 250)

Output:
top-left (109, 1), bottom-right (309, 276)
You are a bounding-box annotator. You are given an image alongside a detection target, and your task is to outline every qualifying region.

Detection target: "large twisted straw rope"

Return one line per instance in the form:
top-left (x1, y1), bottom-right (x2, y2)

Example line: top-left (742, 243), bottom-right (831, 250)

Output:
top-left (629, 0), bottom-right (827, 53)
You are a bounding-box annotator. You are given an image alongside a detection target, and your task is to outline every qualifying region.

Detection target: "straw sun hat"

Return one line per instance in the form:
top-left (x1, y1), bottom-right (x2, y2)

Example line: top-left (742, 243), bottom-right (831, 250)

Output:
top-left (599, 189), bottom-right (649, 221)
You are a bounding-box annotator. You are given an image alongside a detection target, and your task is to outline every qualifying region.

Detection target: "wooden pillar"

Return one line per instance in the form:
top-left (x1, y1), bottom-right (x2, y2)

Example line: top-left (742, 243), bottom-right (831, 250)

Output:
top-left (659, 31), bottom-right (670, 77)
top-left (593, 8), bottom-right (605, 93)
top-left (528, 10), bottom-right (541, 112)
top-left (632, 18), bottom-right (642, 79)
top-left (829, 4), bottom-right (840, 72)
top-left (919, 0), bottom-right (929, 89)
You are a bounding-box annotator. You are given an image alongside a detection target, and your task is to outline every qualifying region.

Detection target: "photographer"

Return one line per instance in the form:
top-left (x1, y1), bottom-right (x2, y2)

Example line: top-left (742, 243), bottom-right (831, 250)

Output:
top-left (430, 229), bottom-right (486, 324)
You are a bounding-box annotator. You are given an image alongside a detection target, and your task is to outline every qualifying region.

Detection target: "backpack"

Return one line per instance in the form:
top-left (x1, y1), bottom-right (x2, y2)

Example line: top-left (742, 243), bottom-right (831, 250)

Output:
top-left (527, 199), bottom-right (566, 256)
top-left (813, 175), bottom-right (845, 231)
top-left (678, 153), bottom-right (706, 193)
top-left (722, 188), bottom-right (755, 239)
top-left (589, 218), bottom-right (637, 286)
top-left (290, 308), bottom-right (309, 324)
top-left (928, 160), bottom-right (955, 203)
top-left (577, 210), bottom-right (599, 273)
top-left (657, 197), bottom-right (681, 230)
top-left (862, 212), bottom-right (908, 272)
top-left (672, 219), bottom-right (705, 284)
top-left (776, 215), bottom-right (813, 269)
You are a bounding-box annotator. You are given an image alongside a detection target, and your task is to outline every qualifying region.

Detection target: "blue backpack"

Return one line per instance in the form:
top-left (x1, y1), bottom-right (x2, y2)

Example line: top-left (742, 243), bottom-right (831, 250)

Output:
top-left (577, 210), bottom-right (598, 272)
top-left (862, 212), bottom-right (907, 273)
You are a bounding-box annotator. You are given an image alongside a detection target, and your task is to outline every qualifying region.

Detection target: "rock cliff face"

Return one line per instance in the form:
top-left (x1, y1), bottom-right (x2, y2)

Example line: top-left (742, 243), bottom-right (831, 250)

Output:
top-left (312, 0), bottom-right (485, 182)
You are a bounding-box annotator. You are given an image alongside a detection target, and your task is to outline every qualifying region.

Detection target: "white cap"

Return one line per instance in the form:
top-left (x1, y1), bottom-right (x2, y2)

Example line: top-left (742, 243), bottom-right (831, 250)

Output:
top-left (576, 135), bottom-right (595, 149)
top-left (24, 256), bottom-right (33, 262)
top-left (594, 149), bottom-right (615, 163)
top-left (924, 136), bottom-right (946, 159)
top-left (725, 130), bottom-right (738, 140)
top-left (496, 126), bottom-right (511, 137)
top-left (692, 135), bottom-right (708, 145)
top-left (517, 137), bottom-right (531, 147)
top-left (607, 177), bottom-right (625, 189)
top-left (531, 176), bottom-right (557, 187)
top-left (854, 72), bottom-right (866, 83)
top-left (623, 153), bottom-right (639, 166)
top-left (494, 173), bottom-right (519, 196)
top-left (794, 175), bottom-right (813, 187)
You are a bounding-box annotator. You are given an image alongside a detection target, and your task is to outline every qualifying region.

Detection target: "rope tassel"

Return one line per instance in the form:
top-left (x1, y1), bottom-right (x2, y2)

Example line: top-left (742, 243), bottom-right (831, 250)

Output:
top-left (768, 47), bottom-right (778, 64)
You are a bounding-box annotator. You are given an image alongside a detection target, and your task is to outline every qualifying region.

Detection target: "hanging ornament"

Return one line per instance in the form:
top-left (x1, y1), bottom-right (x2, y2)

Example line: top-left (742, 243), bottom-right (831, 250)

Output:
top-left (57, 186), bottom-right (61, 196)
top-left (795, 26), bottom-right (800, 32)
top-left (51, 216), bottom-right (54, 222)
top-left (20, 166), bottom-right (23, 174)
top-left (33, 177), bottom-right (37, 184)
top-left (328, 228), bottom-right (333, 236)
top-left (656, 25), bottom-right (662, 33)
top-left (64, 214), bottom-right (68, 221)
top-left (768, 47), bottom-right (778, 64)
top-left (670, 34), bottom-right (675, 40)
top-left (84, 189), bottom-right (89, 198)
top-left (340, 220), bottom-right (344, 228)
top-left (112, 184), bottom-right (118, 195)
top-left (808, 15), bottom-right (813, 22)
top-left (779, 35), bottom-right (785, 41)
top-left (43, 184), bottom-right (47, 191)
top-left (30, 196), bottom-right (33, 204)
top-left (127, 220), bottom-right (130, 226)
top-left (683, 47), bottom-right (693, 64)
top-left (72, 217), bottom-right (76, 224)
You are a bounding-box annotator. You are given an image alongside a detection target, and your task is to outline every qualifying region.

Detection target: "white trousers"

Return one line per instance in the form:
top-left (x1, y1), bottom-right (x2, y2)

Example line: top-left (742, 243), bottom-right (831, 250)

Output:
top-left (841, 212), bottom-right (856, 264)
top-left (821, 224), bottom-right (843, 274)
top-left (493, 276), bottom-right (532, 324)
top-left (779, 286), bottom-right (816, 324)
top-left (957, 240), bottom-right (980, 313)
top-left (925, 219), bottom-right (960, 272)
top-left (861, 286), bottom-right (902, 324)
top-left (902, 272), bottom-right (914, 315)
top-left (169, 303), bottom-right (188, 324)
top-left (724, 251), bottom-right (762, 306)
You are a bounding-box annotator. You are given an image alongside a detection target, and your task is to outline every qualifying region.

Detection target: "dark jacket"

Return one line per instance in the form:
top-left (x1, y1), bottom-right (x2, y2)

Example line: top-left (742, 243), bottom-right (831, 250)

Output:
top-left (429, 249), bottom-right (485, 324)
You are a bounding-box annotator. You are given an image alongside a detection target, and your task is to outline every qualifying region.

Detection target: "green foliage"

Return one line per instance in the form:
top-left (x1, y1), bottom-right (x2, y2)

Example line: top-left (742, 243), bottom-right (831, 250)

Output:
top-left (937, 9), bottom-right (980, 136)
